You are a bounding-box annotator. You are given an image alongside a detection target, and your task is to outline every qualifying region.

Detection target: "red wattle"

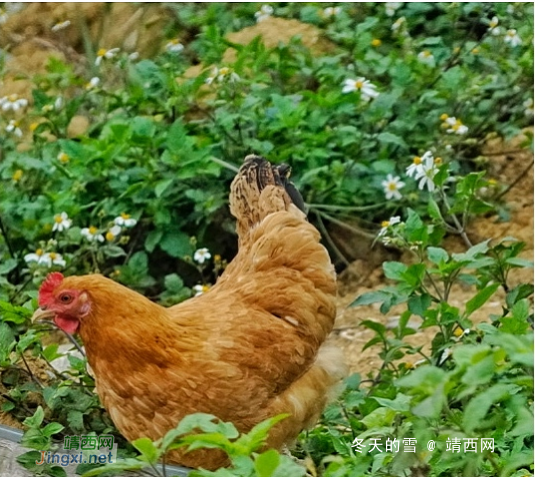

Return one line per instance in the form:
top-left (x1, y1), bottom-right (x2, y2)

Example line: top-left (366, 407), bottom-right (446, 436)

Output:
top-left (54, 316), bottom-right (79, 334)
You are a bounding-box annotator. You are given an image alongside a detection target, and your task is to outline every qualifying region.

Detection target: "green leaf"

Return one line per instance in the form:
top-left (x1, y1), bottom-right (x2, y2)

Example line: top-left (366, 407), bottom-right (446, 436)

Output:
top-left (427, 247), bottom-right (448, 264)
top-left (47, 467), bottom-right (68, 477)
top-left (165, 274), bottom-right (184, 293)
top-left (160, 231), bottom-right (191, 258)
top-left (81, 459), bottom-right (148, 476)
top-left (463, 383), bottom-right (519, 432)
top-left (376, 132), bottom-right (407, 148)
top-left (506, 257), bottom-right (534, 268)
top-left (131, 116), bottom-right (156, 139)
top-left (465, 283), bottom-right (500, 317)
top-left (42, 422), bottom-right (64, 437)
top-left (132, 437), bottom-right (161, 463)
top-left (144, 230), bottom-right (163, 253)
top-left (0, 322), bottom-right (15, 362)
top-left (452, 240), bottom-right (490, 262)
top-left (155, 178), bottom-right (174, 198)
top-left (427, 199), bottom-right (443, 221)
top-left (23, 406), bottom-right (45, 428)
top-left (0, 301), bottom-right (31, 324)
top-left (372, 394), bottom-right (411, 412)
top-left (350, 290), bottom-right (389, 307)
top-left (408, 294), bottom-right (431, 317)
top-left (254, 449), bottom-right (280, 477)
top-left (383, 262), bottom-right (408, 281)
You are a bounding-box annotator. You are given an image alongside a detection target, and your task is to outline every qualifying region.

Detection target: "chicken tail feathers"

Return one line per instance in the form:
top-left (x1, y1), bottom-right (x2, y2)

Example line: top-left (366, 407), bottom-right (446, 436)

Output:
top-left (230, 155), bottom-right (306, 238)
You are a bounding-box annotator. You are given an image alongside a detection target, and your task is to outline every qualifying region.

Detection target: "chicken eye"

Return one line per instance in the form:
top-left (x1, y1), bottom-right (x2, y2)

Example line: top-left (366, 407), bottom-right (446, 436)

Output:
top-left (59, 294), bottom-right (73, 304)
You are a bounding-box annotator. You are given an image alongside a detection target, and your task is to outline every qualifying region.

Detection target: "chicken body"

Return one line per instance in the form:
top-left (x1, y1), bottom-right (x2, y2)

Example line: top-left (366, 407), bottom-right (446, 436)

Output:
top-left (35, 156), bottom-right (345, 469)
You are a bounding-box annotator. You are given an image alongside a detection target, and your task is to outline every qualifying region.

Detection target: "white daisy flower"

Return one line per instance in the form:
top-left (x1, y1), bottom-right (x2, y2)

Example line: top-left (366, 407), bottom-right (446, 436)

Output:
top-left (378, 216), bottom-right (401, 237)
top-left (523, 98), bottom-right (534, 117)
top-left (342, 77), bottom-right (379, 101)
top-left (417, 50), bottom-right (435, 66)
top-left (24, 248), bottom-right (47, 265)
top-left (113, 213), bottom-right (137, 228)
top-left (81, 226), bottom-right (105, 243)
top-left (391, 16), bottom-right (406, 32)
top-left (165, 39), bottom-right (184, 52)
top-left (504, 29), bottom-right (522, 47)
top-left (439, 347), bottom-right (452, 365)
top-left (52, 212), bottom-right (72, 232)
top-left (206, 67), bottom-right (240, 85)
top-left (105, 225), bottom-right (122, 242)
top-left (381, 174), bottom-right (405, 200)
top-left (85, 77), bottom-right (100, 90)
top-left (255, 4), bottom-right (273, 23)
top-left (487, 16), bottom-right (501, 36)
top-left (95, 47), bottom-right (120, 66)
top-left (322, 6), bottom-right (341, 18)
top-left (406, 151), bottom-right (433, 178)
top-left (385, 2), bottom-right (402, 17)
top-left (193, 248), bottom-right (211, 264)
top-left (51, 20), bottom-right (71, 32)
top-left (5, 120), bottom-right (23, 138)
top-left (42, 252), bottom-right (66, 268)
top-left (193, 284), bottom-right (210, 297)
top-left (128, 52), bottom-right (139, 61)
top-left (413, 153), bottom-right (439, 192)
top-left (54, 97), bottom-right (63, 110)
top-left (445, 116), bottom-right (468, 135)
top-left (0, 94), bottom-right (28, 112)
top-left (57, 152), bottom-right (70, 163)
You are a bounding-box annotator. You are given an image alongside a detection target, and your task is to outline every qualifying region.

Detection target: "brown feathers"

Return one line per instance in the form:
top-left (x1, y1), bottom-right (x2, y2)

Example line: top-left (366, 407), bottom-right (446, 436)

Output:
top-left (41, 156), bottom-right (345, 470)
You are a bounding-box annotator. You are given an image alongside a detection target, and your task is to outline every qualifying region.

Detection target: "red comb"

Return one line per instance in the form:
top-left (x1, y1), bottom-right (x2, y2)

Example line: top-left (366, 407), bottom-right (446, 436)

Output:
top-left (38, 272), bottom-right (64, 307)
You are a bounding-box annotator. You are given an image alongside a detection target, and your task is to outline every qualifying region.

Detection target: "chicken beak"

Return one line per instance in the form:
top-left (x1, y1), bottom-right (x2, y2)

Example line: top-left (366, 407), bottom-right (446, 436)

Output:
top-left (31, 307), bottom-right (55, 323)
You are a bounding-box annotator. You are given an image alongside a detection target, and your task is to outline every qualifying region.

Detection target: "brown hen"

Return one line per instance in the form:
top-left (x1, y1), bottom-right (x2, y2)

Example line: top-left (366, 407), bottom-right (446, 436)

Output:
top-left (32, 155), bottom-right (346, 469)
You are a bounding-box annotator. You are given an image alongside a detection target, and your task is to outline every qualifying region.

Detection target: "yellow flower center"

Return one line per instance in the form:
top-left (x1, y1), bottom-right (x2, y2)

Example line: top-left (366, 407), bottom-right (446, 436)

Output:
top-left (355, 80), bottom-right (363, 89)
top-left (219, 67), bottom-right (230, 76)
top-left (12, 169), bottom-right (23, 181)
top-left (381, 220), bottom-right (390, 228)
top-left (49, 252), bottom-right (57, 260)
top-left (507, 31), bottom-right (514, 37)
top-left (54, 215), bottom-right (63, 223)
top-left (8, 94), bottom-right (18, 101)
top-left (58, 152), bottom-right (69, 163)
top-left (120, 212), bottom-right (130, 219)
top-left (36, 249), bottom-right (44, 256)
top-left (106, 231), bottom-right (115, 241)
top-left (202, 285), bottom-right (210, 293)
top-left (440, 113), bottom-right (449, 121)
top-left (413, 156), bottom-right (422, 165)
top-left (214, 254), bottom-right (221, 262)
top-left (453, 327), bottom-right (464, 337)
top-left (488, 179), bottom-right (497, 185)
top-left (422, 50), bottom-right (431, 57)
top-left (371, 39), bottom-right (382, 47)
top-left (97, 48), bottom-right (107, 57)
top-left (388, 183), bottom-right (397, 191)
top-left (434, 157), bottom-right (442, 165)
top-left (30, 122), bottom-right (39, 131)
top-left (89, 226), bottom-right (98, 234)
top-left (170, 39), bottom-right (179, 44)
